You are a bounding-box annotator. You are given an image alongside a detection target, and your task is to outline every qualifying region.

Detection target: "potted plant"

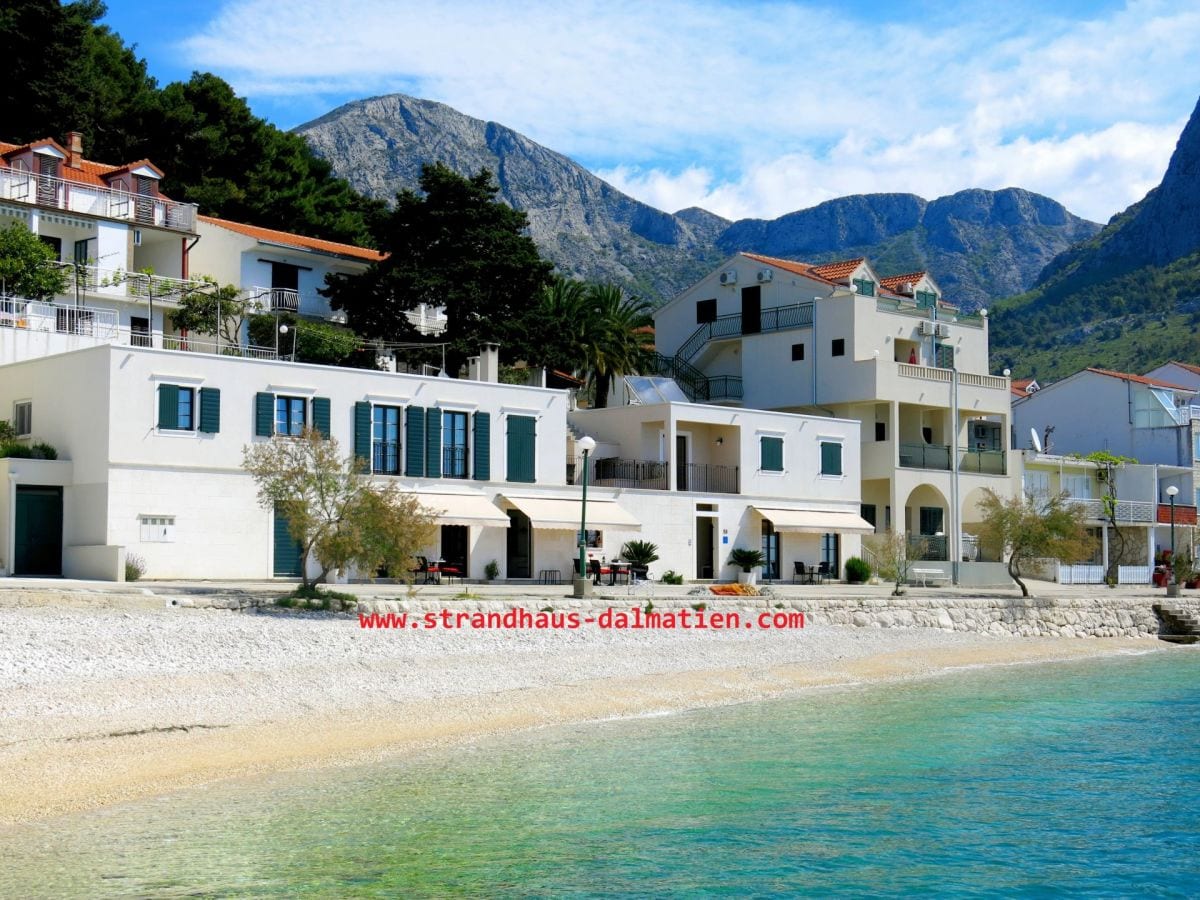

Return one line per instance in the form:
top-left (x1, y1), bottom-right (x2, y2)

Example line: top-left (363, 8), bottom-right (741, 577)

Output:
top-left (729, 547), bottom-right (766, 585)
top-left (621, 540), bottom-right (659, 581)
top-left (1173, 548), bottom-right (1197, 590)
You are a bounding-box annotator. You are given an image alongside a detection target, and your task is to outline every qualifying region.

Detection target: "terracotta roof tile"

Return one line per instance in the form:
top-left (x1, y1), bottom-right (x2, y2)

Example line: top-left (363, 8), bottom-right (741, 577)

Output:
top-left (1085, 367), bottom-right (1194, 392)
top-left (199, 214), bottom-right (384, 262)
top-left (1, 138), bottom-right (161, 190)
top-left (879, 272), bottom-right (927, 292)
top-left (809, 258), bottom-right (865, 282)
top-left (739, 252), bottom-right (825, 281)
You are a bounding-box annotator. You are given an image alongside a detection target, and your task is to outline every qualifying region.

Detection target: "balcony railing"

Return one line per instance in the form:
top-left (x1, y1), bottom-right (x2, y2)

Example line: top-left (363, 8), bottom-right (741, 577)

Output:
top-left (896, 362), bottom-right (1008, 391)
top-left (699, 375), bottom-right (743, 401)
top-left (899, 441), bottom-right (951, 471)
top-left (373, 441), bottom-right (400, 475)
top-left (875, 296), bottom-right (984, 329)
top-left (60, 264), bottom-right (210, 303)
top-left (1067, 498), bottom-right (1155, 523)
top-left (675, 302), bottom-right (814, 362)
top-left (569, 457), bottom-right (669, 490)
top-left (677, 462), bottom-right (740, 494)
top-left (1, 168), bottom-right (197, 232)
top-left (251, 286), bottom-right (299, 312)
top-left (442, 445), bottom-right (468, 479)
top-left (908, 535), bottom-right (948, 561)
top-left (0, 295), bottom-right (120, 339)
top-left (958, 448), bottom-right (1007, 475)
top-left (1158, 503), bottom-right (1198, 526)
top-left (160, 335), bottom-right (277, 359)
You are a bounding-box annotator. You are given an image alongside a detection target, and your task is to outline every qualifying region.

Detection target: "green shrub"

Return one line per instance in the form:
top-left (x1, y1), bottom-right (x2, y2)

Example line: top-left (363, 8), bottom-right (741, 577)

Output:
top-left (660, 570), bottom-right (684, 585)
top-left (621, 540), bottom-right (660, 566)
top-left (124, 553), bottom-right (146, 582)
top-left (728, 547), bottom-right (765, 572)
top-left (485, 559), bottom-right (500, 580)
top-left (844, 556), bottom-right (871, 584)
top-left (0, 440), bottom-right (58, 460)
top-left (283, 585), bottom-right (357, 611)
top-left (0, 421), bottom-right (14, 441)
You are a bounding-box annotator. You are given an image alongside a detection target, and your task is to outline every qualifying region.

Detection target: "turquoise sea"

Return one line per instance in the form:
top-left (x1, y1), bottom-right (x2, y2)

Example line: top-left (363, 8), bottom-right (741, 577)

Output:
top-left (2, 649), bottom-right (1199, 897)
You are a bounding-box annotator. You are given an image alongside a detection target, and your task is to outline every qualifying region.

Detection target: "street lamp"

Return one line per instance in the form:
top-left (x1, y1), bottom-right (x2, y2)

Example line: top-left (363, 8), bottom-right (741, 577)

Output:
top-left (278, 323), bottom-right (297, 361)
top-left (574, 435), bottom-right (597, 598)
top-left (1167, 485), bottom-right (1179, 593)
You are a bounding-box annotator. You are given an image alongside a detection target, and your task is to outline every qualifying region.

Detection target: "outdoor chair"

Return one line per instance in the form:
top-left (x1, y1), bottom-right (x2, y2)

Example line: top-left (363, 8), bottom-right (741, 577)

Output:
top-left (817, 561), bottom-right (832, 583)
top-left (793, 561), bottom-right (811, 584)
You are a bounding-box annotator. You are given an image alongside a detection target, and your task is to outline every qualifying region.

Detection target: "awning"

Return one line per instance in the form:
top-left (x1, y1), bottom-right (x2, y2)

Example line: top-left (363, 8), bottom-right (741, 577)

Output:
top-left (502, 495), bottom-right (641, 531)
top-left (754, 507), bottom-right (875, 534)
top-left (417, 493), bottom-right (510, 528)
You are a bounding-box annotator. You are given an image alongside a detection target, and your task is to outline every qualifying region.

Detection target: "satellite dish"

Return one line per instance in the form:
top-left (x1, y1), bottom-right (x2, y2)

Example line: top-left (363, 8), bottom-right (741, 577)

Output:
top-left (1030, 427), bottom-right (1042, 453)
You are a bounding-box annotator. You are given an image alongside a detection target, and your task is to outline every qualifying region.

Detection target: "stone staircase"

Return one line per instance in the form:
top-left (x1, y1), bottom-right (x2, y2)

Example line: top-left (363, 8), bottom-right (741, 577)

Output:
top-left (1153, 603), bottom-right (1200, 643)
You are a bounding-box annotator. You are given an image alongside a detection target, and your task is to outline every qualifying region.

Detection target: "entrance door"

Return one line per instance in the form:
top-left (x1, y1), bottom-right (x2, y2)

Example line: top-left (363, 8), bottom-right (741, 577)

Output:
top-left (271, 262), bottom-right (300, 312)
top-left (506, 509), bottom-right (532, 579)
top-left (676, 434), bottom-right (689, 491)
top-left (14, 486), bottom-right (63, 576)
top-left (441, 524), bottom-right (468, 575)
top-left (741, 285), bottom-right (762, 335)
top-left (273, 503), bottom-right (303, 577)
top-left (130, 316), bottom-right (150, 348)
top-left (695, 516), bottom-right (715, 579)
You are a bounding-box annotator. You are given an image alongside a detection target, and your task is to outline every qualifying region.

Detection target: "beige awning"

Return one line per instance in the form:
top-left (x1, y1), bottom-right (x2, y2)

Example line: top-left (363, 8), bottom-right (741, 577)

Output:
top-left (502, 495), bottom-right (641, 531)
top-left (418, 493), bottom-right (510, 528)
top-left (754, 507), bottom-right (875, 534)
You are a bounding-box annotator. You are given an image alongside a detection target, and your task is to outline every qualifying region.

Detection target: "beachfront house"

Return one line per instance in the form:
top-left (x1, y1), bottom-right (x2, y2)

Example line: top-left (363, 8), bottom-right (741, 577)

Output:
top-left (651, 252), bottom-right (1017, 585)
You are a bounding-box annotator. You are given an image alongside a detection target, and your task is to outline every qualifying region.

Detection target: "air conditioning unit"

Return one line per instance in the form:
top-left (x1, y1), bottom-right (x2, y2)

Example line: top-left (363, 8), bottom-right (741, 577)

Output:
top-left (719, 270), bottom-right (737, 286)
top-left (918, 320), bottom-right (936, 336)
top-left (935, 323), bottom-right (951, 338)
top-left (133, 228), bottom-right (142, 246)
top-left (756, 268), bottom-right (773, 283)
top-left (899, 281), bottom-right (914, 294)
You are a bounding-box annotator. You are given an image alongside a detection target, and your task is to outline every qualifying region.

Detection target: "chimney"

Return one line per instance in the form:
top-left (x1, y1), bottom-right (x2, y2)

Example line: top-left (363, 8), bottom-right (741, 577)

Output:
top-left (472, 343), bottom-right (499, 383)
top-left (67, 132), bottom-right (83, 170)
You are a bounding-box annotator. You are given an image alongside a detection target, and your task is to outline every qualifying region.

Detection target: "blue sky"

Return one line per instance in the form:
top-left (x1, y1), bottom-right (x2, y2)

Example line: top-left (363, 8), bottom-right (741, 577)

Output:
top-left (100, 0), bottom-right (1200, 224)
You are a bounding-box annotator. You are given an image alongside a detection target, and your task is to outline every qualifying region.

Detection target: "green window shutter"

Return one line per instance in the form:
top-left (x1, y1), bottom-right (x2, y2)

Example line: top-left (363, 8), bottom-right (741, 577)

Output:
top-left (425, 407), bottom-right (442, 478)
top-left (311, 397), bottom-right (331, 438)
top-left (157, 384), bottom-right (179, 430)
top-left (506, 415), bottom-right (536, 483)
top-left (405, 406), bottom-right (426, 476)
top-left (760, 436), bottom-right (783, 472)
top-left (821, 442), bottom-right (843, 476)
top-left (198, 387), bottom-right (221, 434)
top-left (354, 402), bottom-right (372, 472)
top-left (473, 412), bottom-right (491, 481)
top-left (255, 392), bottom-right (274, 437)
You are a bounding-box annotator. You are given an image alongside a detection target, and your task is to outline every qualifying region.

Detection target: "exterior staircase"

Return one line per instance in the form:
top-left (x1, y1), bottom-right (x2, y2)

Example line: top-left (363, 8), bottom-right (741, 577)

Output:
top-left (1153, 603), bottom-right (1200, 643)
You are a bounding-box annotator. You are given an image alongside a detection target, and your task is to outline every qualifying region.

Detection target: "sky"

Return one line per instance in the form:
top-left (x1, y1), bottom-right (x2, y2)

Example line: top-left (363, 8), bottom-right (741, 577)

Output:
top-left (100, 0), bottom-right (1200, 225)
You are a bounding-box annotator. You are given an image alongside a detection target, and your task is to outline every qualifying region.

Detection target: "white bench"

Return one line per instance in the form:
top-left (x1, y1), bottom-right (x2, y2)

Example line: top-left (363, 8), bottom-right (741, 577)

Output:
top-left (910, 567), bottom-right (950, 587)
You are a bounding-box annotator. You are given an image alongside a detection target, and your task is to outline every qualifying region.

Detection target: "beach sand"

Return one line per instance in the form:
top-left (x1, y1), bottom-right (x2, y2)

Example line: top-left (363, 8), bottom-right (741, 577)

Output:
top-left (0, 601), bottom-right (1161, 827)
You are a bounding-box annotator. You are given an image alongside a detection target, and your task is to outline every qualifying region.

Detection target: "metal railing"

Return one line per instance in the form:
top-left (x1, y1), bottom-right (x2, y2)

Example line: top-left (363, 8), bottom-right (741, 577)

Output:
top-left (909, 535), bottom-right (948, 560)
top-left (442, 445), bottom-right (468, 479)
top-left (373, 441), bottom-right (400, 475)
top-left (59, 264), bottom-right (210, 303)
top-left (569, 457), bottom-right (669, 490)
top-left (1067, 497), bottom-right (1155, 523)
top-left (702, 375), bottom-right (743, 401)
top-left (675, 302), bottom-right (814, 362)
top-left (251, 286), bottom-right (300, 312)
top-left (958, 448), bottom-right (1007, 475)
top-left (899, 441), bottom-right (951, 471)
top-left (875, 296), bottom-right (984, 328)
top-left (1, 167), bottom-right (197, 232)
top-left (677, 462), bottom-right (740, 494)
top-left (0, 295), bottom-right (119, 339)
top-left (160, 334), bottom-right (277, 359)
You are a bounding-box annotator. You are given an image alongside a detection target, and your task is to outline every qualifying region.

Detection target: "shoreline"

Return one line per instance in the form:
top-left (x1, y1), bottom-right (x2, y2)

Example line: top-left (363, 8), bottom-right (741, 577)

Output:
top-left (0, 603), bottom-right (1164, 828)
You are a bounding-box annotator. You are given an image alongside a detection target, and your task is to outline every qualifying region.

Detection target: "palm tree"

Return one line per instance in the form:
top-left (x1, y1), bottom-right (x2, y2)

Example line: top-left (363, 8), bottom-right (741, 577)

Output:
top-left (584, 283), bottom-right (654, 408)
top-left (527, 275), bottom-right (590, 376)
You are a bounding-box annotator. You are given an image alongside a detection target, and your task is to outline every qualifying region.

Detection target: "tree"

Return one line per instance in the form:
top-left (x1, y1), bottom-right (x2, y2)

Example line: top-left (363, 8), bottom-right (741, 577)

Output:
top-left (1080, 450), bottom-right (1136, 583)
top-left (168, 279), bottom-right (248, 347)
top-left (242, 429), bottom-right (436, 589)
top-left (324, 164), bottom-right (554, 374)
top-left (0, 223), bottom-right (68, 300)
top-left (247, 313), bottom-right (370, 368)
top-left (866, 531), bottom-right (926, 596)
top-left (523, 275), bottom-right (591, 376)
top-left (976, 489), bottom-right (1093, 597)
top-left (583, 283), bottom-right (655, 408)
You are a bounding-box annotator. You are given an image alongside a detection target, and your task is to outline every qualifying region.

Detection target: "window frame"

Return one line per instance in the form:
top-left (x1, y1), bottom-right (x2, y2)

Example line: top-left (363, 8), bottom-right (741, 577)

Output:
top-left (176, 386), bottom-right (195, 431)
top-left (696, 298), bottom-right (717, 324)
top-left (139, 515), bottom-right (176, 543)
top-left (443, 410), bottom-right (470, 479)
top-left (819, 440), bottom-right (843, 477)
top-left (831, 338), bottom-right (845, 357)
top-left (275, 395), bottom-right (306, 437)
top-left (12, 400), bottom-right (31, 437)
top-left (791, 343), bottom-right (805, 362)
top-left (372, 405), bottom-right (401, 475)
top-left (759, 435), bottom-right (784, 473)
top-left (852, 278), bottom-right (875, 297)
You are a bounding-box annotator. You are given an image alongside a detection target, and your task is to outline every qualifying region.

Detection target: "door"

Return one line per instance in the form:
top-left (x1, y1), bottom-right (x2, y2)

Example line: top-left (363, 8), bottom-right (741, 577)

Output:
top-left (696, 516), bottom-right (715, 579)
top-left (741, 285), bottom-right (762, 335)
top-left (271, 262), bottom-right (300, 311)
top-left (14, 486), bottom-right (63, 576)
top-left (761, 519), bottom-right (780, 580)
top-left (675, 434), bottom-right (689, 491)
top-left (273, 503), bottom-right (304, 577)
top-left (506, 509), bottom-right (532, 579)
top-left (135, 174), bottom-right (155, 224)
top-left (820, 533), bottom-right (840, 579)
top-left (130, 316), bottom-right (150, 348)
top-left (37, 155), bottom-right (58, 205)
top-left (441, 524), bottom-right (468, 575)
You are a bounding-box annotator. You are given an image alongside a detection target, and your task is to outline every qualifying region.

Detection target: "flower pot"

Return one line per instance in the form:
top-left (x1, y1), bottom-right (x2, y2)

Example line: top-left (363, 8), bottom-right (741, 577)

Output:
top-left (1167, 583), bottom-right (1181, 598)
top-left (737, 569), bottom-right (758, 585)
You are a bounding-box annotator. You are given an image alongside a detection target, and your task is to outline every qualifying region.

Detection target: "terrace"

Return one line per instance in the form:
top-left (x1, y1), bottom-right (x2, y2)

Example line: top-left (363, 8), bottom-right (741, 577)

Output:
top-left (0, 168), bottom-right (197, 233)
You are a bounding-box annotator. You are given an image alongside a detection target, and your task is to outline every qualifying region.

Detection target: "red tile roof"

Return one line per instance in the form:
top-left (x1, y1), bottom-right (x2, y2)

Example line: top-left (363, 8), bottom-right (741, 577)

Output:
top-left (739, 252), bottom-right (828, 282)
top-left (0, 138), bottom-right (155, 189)
top-left (1086, 367), bottom-right (1194, 391)
top-left (879, 272), bottom-right (926, 293)
top-left (1167, 361), bottom-right (1200, 376)
top-left (1011, 385), bottom-right (1029, 398)
top-left (199, 214), bottom-right (385, 262)
top-left (810, 258), bottom-right (865, 282)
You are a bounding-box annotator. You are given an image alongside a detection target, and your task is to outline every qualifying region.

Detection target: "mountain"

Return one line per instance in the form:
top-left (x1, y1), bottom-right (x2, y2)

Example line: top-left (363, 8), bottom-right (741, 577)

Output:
top-left (296, 94), bottom-right (727, 301)
top-left (296, 93), bottom-right (1099, 308)
top-left (990, 96), bottom-right (1200, 381)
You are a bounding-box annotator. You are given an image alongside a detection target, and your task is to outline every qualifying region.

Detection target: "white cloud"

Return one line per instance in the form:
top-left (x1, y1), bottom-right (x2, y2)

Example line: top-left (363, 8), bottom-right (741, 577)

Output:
top-left (183, 0), bottom-right (1200, 221)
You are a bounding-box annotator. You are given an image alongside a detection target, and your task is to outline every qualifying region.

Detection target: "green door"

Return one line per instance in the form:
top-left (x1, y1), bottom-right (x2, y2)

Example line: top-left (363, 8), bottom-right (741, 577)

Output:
top-left (273, 504), bottom-right (303, 577)
top-left (506, 509), bottom-right (532, 579)
top-left (14, 486), bottom-right (63, 576)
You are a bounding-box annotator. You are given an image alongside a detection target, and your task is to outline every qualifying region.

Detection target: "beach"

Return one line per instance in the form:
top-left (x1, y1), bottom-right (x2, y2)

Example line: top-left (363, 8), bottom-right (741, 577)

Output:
top-left (0, 591), bottom-right (1163, 828)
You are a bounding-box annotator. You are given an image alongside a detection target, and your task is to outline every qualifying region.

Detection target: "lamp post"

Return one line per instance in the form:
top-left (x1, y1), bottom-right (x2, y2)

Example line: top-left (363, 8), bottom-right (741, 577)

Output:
top-left (574, 435), bottom-right (597, 598)
top-left (1167, 485), bottom-right (1179, 596)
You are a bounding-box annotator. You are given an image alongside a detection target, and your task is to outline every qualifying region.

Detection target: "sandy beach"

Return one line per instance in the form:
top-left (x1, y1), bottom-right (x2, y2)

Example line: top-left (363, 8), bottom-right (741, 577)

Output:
top-left (0, 597), bottom-right (1161, 827)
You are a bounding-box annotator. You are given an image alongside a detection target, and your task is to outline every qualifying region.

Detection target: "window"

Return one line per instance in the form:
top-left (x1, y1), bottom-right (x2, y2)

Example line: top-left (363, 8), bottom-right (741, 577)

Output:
top-left (935, 343), bottom-right (954, 369)
top-left (919, 506), bottom-right (943, 535)
top-left (506, 415), bottom-right (536, 483)
top-left (276, 396), bottom-right (305, 436)
top-left (915, 290), bottom-right (937, 309)
top-left (820, 441), bottom-right (843, 476)
top-left (760, 436), bottom-right (784, 472)
top-left (443, 411), bottom-right (469, 478)
top-left (821, 533), bottom-right (840, 575)
top-left (861, 504), bottom-right (877, 529)
top-left (696, 298), bottom-right (717, 324)
top-left (761, 520), bottom-right (780, 581)
top-left (852, 278), bottom-right (875, 297)
top-left (157, 384), bottom-right (194, 431)
top-left (875, 421), bottom-right (886, 442)
top-left (140, 515), bottom-right (175, 542)
top-left (1062, 473), bottom-right (1091, 499)
top-left (372, 406), bottom-right (401, 474)
top-left (831, 338), bottom-right (845, 357)
top-left (13, 401), bottom-right (31, 437)
top-left (1025, 470), bottom-right (1051, 503)
top-left (791, 343), bottom-right (805, 362)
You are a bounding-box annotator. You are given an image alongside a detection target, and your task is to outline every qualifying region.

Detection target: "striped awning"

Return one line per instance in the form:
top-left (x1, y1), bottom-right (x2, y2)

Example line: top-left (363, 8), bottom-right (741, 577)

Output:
top-left (753, 506), bottom-right (875, 534)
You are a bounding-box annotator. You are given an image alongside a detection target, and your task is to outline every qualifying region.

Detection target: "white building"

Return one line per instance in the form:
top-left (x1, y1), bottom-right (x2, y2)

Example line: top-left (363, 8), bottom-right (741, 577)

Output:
top-left (652, 252), bottom-right (1016, 583)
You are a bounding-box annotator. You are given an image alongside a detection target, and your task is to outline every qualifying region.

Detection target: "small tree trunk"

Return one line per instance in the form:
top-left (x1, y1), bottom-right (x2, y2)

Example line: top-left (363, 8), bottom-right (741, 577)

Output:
top-left (593, 371), bottom-right (611, 409)
top-left (1008, 554), bottom-right (1029, 597)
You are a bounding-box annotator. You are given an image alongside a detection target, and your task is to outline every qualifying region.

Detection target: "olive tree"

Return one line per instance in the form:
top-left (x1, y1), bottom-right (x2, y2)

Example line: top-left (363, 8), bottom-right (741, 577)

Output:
top-left (865, 531), bottom-right (926, 596)
top-left (976, 488), bottom-right (1093, 597)
top-left (243, 429), bottom-right (436, 590)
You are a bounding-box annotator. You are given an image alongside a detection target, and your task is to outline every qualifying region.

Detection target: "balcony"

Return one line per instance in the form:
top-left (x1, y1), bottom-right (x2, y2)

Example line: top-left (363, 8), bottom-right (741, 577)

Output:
top-left (876, 296), bottom-right (985, 329)
top-left (896, 362), bottom-right (1007, 391)
top-left (1067, 498), bottom-right (1154, 523)
top-left (251, 286), bottom-right (299, 312)
top-left (675, 302), bottom-right (814, 362)
top-left (899, 441), bottom-right (951, 471)
top-left (677, 462), bottom-right (739, 494)
top-left (958, 448), bottom-right (1007, 475)
top-left (569, 457), bottom-right (669, 490)
top-left (64, 265), bottom-right (208, 303)
top-left (1, 168), bottom-right (197, 232)
top-left (1, 295), bottom-right (118, 338)
top-left (160, 335), bottom-right (277, 359)
top-left (1158, 503), bottom-right (1198, 526)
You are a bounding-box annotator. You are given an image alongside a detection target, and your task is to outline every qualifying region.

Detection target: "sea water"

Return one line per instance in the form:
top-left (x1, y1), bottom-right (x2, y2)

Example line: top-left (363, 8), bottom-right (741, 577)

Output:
top-left (2, 650), bottom-right (1199, 897)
